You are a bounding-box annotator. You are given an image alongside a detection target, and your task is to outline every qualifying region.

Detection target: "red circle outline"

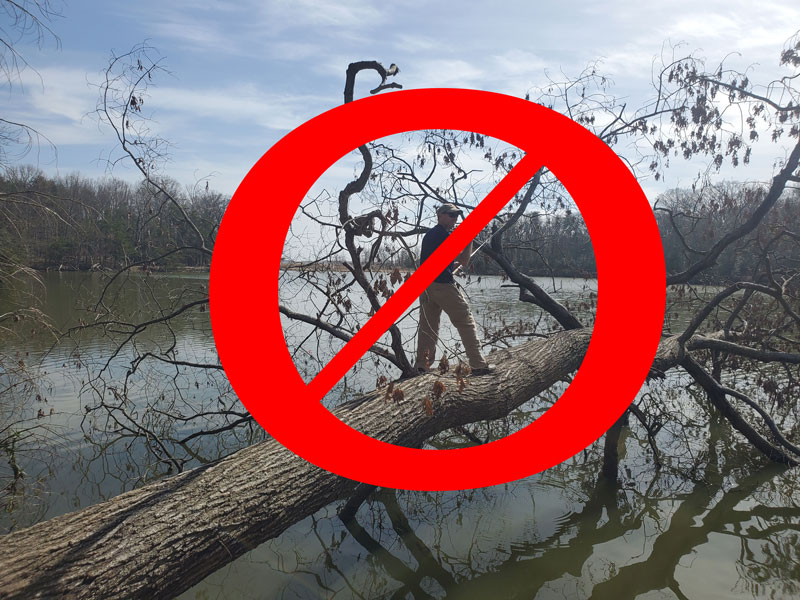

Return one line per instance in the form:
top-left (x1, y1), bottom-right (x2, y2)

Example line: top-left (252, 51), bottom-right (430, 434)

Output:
top-left (210, 89), bottom-right (666, 491)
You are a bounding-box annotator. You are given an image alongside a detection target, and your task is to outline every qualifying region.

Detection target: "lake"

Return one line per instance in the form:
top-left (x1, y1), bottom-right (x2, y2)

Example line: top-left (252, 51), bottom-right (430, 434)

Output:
top-left (0, 271), bottom-right (798, 599)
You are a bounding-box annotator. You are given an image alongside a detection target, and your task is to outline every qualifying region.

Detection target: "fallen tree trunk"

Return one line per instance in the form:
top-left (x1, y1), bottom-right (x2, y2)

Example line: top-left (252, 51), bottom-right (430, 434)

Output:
top-left (1, 326), bottom-right (794, 599)
top-left (0, 328), bottom-right (591, 600)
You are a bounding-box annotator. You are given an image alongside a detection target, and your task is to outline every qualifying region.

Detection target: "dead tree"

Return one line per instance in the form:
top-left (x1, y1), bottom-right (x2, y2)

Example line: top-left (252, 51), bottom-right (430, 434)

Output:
top-left (0, 329), bottom-right (589, 599)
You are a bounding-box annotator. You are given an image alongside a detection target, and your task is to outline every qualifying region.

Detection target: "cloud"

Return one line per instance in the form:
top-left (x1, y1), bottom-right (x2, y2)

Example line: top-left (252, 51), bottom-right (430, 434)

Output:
top-left (151, 18), bottom-right (229, 52)
top-left (7, 67), bottom-right (108, 147)
top-left (17, 67), bottom-right (96, 122)
top-left (492, 50), bottom-right (548, 78)
top-left (106, 1), bottom-right (252, 55)
top-left (264, 0), bottom-right (386, 28)
top-left (268, 40), bottom-right (325, 62)
top-left (669, 14), bottom-right (740, 41)
top-left (405, 58), bottom-right (487, 89)
top-left (5, 0), bottom-right (798, 202)
top-left (115, 0), bottom-right (392, 58)
top-left (150, 84), bottom-right (330, 133)
top-left (392, 33), bottom-right (439, 54)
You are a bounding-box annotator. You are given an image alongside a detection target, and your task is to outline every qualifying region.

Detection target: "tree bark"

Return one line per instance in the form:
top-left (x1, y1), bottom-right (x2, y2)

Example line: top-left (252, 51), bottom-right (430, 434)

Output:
top-left (0, 328), bottom-right (591, 600)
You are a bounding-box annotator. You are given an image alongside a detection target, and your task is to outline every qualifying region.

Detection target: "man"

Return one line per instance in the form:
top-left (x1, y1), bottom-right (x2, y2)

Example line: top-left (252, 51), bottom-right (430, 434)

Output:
top-left (415, 203), bottom-right (493, 376)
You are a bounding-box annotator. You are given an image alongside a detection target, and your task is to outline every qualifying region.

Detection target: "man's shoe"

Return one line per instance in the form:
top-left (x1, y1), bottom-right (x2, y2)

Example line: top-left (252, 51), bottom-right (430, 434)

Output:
top-left (471, 366), bottom-right (495, 376)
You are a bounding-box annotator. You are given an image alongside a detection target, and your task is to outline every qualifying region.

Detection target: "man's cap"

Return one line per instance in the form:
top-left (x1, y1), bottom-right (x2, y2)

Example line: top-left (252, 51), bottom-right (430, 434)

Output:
top-left (436, 203), bottom-right (463, 216)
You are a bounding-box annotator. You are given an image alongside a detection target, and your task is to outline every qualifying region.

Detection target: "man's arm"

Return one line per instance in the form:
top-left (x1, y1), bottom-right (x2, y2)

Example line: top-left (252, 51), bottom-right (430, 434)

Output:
top-left (454, 242), bottom-right (472, 270)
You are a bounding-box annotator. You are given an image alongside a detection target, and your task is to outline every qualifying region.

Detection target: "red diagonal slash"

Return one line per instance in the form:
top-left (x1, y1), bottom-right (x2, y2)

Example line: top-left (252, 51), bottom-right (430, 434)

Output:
top-left (306, 154), bottom-right (543, 400)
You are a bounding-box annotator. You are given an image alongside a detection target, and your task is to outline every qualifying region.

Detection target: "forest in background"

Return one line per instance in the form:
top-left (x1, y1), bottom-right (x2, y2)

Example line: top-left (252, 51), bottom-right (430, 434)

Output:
top-left (0, 166), bottom-right (224, 272)
top-left (2, 164), bottom-right (799, 283)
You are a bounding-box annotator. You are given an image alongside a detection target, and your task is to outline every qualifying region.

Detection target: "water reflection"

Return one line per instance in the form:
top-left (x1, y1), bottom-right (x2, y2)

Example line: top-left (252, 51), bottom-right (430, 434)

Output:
top-left (181, 426), bottom-right (798, 600)
top-left (1, 273), bottom-right (798, 599)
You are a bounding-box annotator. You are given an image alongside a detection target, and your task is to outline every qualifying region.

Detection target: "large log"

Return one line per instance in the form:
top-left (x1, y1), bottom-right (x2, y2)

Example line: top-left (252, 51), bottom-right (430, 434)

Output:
top-left (0, 329), bottom-right (592, 600)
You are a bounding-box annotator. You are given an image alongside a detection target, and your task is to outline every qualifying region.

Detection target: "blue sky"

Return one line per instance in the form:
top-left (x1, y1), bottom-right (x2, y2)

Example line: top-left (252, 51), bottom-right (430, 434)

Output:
top-left (4, 0), bottom-right (800, 200)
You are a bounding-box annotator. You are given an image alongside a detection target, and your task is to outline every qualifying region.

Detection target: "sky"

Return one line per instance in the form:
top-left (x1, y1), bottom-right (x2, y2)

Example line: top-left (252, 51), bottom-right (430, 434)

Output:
top-left (3, 0), bottom-right (800, 201)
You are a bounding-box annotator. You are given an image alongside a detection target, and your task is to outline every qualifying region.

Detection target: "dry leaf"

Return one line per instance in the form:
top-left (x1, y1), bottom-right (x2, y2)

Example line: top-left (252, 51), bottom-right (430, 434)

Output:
top-left (438, 355), bottom-right (450, 374)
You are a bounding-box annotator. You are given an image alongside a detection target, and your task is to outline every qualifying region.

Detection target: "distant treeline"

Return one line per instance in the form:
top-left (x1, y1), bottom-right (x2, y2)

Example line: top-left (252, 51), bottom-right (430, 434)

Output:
top-left (384, 181), bottom-right (800, 284)
top-left (2, 167), bottom-right (797, 283)
top-left (0, 166), bottom-right (227, 271)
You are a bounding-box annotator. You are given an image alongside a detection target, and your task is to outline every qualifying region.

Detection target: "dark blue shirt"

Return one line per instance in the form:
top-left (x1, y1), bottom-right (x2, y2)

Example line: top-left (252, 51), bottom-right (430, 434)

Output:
top-left (420, 224), bottom-right (456, 284)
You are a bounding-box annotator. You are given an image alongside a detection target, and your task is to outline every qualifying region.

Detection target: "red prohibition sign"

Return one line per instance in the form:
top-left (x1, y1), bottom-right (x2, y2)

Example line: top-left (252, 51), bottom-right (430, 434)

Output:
top-left (210, 88), bottom-right (665, 491)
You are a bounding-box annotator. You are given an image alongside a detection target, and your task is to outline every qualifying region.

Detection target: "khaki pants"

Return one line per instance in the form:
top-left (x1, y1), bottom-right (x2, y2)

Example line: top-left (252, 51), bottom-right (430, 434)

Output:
top-left (415, 282), bottom-right (489, 370)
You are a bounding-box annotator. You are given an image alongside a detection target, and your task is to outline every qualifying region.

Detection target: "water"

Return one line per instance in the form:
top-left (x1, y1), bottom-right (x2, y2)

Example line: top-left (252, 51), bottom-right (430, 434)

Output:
top-left (1, 272), bottom-right (798, 599)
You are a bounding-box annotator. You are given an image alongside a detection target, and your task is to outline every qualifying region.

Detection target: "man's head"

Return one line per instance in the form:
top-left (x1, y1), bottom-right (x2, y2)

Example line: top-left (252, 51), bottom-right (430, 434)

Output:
top-left (436, 203), bottom-right (463, 231)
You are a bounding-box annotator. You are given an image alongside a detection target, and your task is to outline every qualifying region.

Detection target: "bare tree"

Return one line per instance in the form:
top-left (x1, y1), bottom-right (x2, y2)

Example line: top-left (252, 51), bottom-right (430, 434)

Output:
top-left (0, 0), bottom-right (61, 168)
top-left (0, 0), bottom-right (65, 511)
